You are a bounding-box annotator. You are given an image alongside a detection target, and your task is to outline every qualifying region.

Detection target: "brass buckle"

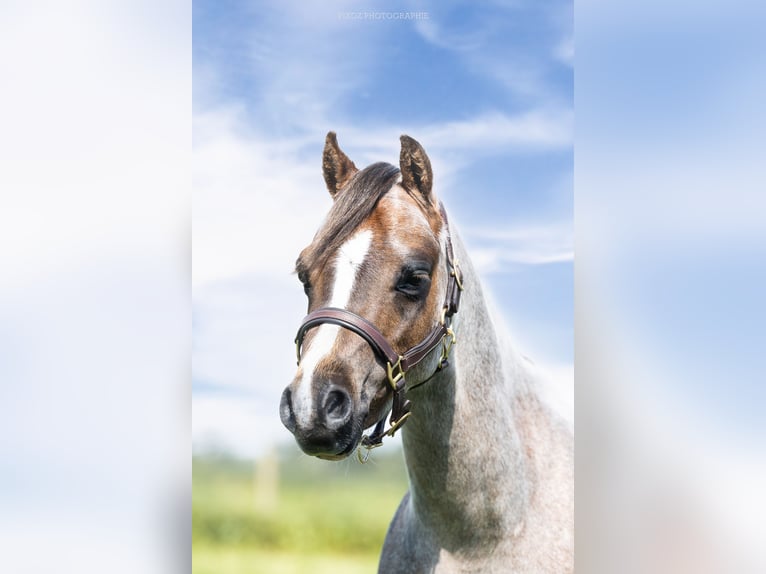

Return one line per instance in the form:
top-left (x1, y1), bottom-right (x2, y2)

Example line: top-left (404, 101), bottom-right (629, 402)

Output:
top-left (386, 356), bottom-right (405, 391)
top-left (450, 258), bottom-right (464, 291)
top-left (439, 327), bottom-right (457, 367)
top-left (386, 411), bottom-right (412, 438)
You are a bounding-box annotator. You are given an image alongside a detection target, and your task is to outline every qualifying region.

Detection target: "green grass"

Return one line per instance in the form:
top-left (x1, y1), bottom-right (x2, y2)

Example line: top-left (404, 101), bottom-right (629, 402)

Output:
top-left (193, 447), bottom-right (409, 573)
top-left (193, 546), bottom-right (379, 574)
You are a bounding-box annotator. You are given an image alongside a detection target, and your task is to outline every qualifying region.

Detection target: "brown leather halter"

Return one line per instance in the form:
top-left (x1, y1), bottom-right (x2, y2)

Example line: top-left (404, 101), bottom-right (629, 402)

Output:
top-left (294, 203), bottom-right (464, 458)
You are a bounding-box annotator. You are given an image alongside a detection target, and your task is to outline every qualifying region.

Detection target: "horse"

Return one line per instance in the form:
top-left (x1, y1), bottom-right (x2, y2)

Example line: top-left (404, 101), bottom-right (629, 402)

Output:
top-left (279, 132), bottom-right (573, 573)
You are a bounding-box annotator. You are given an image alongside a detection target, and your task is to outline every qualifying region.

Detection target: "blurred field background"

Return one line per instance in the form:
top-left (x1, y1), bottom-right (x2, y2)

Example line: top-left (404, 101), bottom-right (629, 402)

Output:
top-left (193, 448), bottom-right (409, 573)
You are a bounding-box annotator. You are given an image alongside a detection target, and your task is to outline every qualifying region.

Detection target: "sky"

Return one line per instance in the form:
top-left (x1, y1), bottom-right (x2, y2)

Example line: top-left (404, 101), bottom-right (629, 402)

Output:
top-left (192, 0), bottom-right (573, 457)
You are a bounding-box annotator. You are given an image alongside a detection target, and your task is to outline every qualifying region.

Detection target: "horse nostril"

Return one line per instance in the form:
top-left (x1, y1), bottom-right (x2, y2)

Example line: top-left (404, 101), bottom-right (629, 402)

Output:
top-left (279, 387), bottom-right (296, 432)
top-left (322, 387), bottom-right (351, 429)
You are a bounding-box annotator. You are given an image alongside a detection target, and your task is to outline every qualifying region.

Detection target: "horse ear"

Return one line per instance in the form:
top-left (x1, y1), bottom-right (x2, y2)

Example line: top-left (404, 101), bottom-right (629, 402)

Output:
top-left (399, 135), bottom-right (433, 202)
top-left (322, 132), bottom-right (358, 198)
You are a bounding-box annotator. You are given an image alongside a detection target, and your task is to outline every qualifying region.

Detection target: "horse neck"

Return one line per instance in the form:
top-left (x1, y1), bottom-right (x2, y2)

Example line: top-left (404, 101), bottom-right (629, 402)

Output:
top-left (400, 231), bottom-right (533, 550)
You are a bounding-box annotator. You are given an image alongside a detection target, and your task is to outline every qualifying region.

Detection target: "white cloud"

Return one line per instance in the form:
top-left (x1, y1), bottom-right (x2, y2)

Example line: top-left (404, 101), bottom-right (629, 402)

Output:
top-left (413, 10), bottom-right (491, 53)
top-left (192, 269), bottom-right (305, 403)
top-left (311, 108), bottom-right (571, 176)
top-left (554, 35), bottom-right (574, 66)
top-left (193, 105), bottom-right (331, 287)
top-left (421, 109), bottom-right (573, 151)
top-left (194, 0), bottom-right (391, 131)
top-left (412, 0), bottom-right (573, 102)
top-left (464, 221), bottom-right (573, 273)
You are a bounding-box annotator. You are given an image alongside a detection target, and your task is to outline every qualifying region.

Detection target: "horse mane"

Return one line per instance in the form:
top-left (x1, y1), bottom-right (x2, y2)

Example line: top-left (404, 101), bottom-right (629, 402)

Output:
top-left (297, 162), bottom-right (400, 274)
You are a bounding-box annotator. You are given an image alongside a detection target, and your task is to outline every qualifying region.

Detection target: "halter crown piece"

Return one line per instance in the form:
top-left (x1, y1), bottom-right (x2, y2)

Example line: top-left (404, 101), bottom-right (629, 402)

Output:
top-left (294, 203), bottom-right (464, 462)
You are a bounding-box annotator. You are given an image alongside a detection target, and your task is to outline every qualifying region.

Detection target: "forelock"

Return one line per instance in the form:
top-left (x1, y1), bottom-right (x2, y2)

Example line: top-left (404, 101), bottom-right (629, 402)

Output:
top-left (300, 162), bottom-right (401, 271)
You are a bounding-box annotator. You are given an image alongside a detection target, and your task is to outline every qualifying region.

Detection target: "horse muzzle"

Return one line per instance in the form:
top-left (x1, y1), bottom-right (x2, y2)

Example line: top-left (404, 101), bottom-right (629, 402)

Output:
top-left (279, 382), bottom-right (361, 459)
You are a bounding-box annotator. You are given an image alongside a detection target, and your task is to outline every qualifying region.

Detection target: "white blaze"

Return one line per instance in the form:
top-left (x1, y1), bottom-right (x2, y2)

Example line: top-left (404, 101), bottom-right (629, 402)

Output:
top-left (293, 229), bottom-right (373, 425)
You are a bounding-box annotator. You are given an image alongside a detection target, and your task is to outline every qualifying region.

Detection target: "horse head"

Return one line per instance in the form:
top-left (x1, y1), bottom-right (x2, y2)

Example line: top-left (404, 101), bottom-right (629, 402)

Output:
top-left (279, 132), bottom-right (453, 460)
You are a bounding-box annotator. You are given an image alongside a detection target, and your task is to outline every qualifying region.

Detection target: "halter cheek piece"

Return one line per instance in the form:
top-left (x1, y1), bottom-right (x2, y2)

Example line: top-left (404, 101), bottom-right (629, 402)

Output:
top-left (294, 203), bottom-right (464, 460)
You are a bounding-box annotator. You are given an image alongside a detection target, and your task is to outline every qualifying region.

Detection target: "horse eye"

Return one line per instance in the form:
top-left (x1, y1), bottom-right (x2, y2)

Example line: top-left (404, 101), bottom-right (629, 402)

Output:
top-left (396, 268), bottom-right (431, 299)
top-left (297, 271), bottom-right (312, 296)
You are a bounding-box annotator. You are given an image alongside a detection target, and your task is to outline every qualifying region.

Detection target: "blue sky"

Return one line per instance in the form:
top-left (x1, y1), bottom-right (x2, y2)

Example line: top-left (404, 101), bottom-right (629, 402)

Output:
top-left (192, 0), bottom-right (573, 456)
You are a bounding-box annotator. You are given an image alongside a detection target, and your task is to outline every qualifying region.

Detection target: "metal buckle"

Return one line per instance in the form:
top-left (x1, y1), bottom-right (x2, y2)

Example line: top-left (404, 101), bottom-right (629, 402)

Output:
top-left (450, 258), bottom-right (464, 291)
top-left (439, 327), bottom-right (457, 368)
top-left (386, 411), bottom-right (411, 438)
top-left (386, 356), bottom-right (405, 391)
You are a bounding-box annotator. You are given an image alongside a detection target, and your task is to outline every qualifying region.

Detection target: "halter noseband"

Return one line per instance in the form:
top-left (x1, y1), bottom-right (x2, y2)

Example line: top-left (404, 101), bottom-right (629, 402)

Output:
top-left (294, 203), bottom-right (464, 459)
